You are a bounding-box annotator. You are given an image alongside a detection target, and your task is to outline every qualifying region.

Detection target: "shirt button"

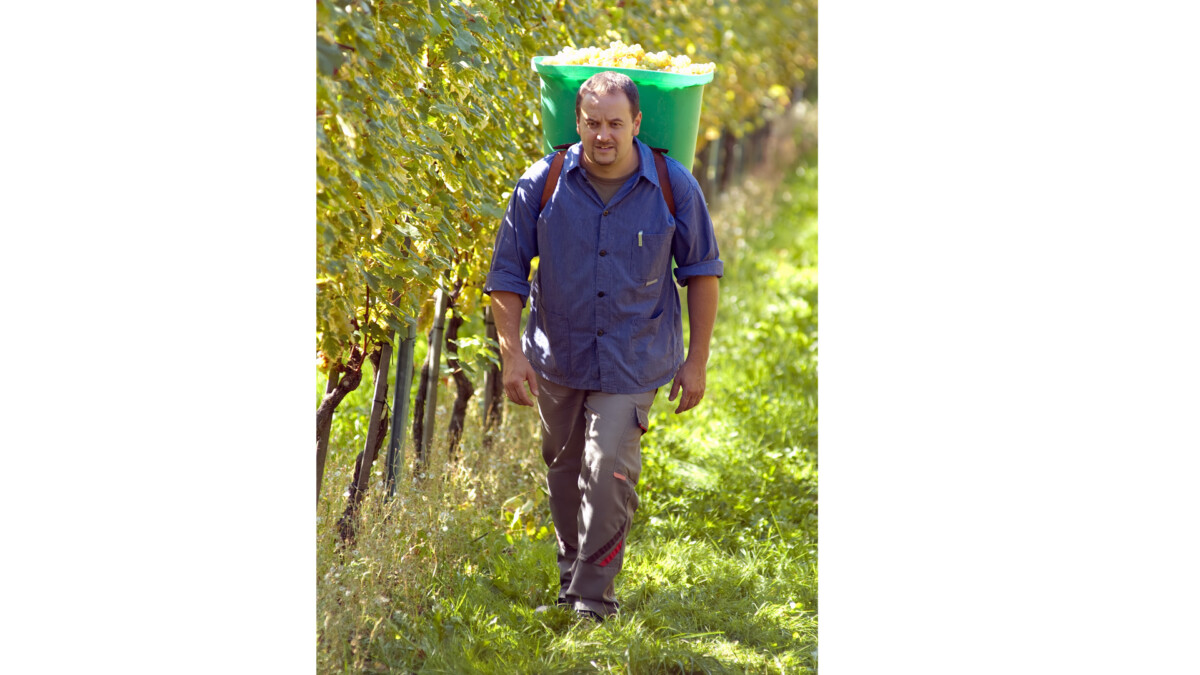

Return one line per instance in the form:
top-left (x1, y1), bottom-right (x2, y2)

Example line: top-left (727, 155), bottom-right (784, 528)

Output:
top-left (603, 210), bottom-right (610, 216)
top-left (599, 250), bottom-right (607, 257)
top-left (597, 329), bottom-right (605, 336)
top-left (597, 291), bottom-right (605, 297)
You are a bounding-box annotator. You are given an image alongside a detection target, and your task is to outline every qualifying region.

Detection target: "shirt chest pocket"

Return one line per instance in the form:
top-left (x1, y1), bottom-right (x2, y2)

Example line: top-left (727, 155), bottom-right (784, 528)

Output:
top-left (627, 231), bottom-right (673, 284)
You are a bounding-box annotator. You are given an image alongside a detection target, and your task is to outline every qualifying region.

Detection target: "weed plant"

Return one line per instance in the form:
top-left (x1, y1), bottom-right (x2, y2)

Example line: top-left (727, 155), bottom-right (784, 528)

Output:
top-left (317, 109), bottom-right (818, 673)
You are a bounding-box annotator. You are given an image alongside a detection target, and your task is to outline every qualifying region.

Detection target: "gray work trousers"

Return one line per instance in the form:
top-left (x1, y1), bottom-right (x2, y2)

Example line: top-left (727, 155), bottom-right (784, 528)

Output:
top-left (536, 374), bottom-right (656, 617)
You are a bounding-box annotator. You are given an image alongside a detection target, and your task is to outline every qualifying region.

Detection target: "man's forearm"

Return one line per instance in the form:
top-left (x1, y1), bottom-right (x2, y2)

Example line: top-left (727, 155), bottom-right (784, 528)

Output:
top-left (684, 276), bottom-right (719, 363)
top-left (489, 291), bottom-right (526, 361)
top-left (490, 290), bottom-right (540, 405)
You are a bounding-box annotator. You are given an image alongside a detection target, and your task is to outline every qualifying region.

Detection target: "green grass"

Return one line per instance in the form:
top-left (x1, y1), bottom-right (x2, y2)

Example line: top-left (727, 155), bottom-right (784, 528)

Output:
top-left (317, 111), bottom-right (817, 674)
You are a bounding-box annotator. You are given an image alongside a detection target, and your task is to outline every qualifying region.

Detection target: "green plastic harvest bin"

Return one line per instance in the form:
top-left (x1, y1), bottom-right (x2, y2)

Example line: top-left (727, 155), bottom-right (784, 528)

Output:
top-left (531, 56), bottom-right (714, 172)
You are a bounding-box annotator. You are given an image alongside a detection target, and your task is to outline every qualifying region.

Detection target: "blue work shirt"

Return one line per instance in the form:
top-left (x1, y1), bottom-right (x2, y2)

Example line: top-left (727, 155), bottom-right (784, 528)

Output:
top-left (484, 138), bottom-right (723, 394)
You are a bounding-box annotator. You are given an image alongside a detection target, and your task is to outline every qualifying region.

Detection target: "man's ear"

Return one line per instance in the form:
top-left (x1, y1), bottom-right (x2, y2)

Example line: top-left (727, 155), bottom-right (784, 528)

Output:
top-left (633, 112), bottom-right (642, 135)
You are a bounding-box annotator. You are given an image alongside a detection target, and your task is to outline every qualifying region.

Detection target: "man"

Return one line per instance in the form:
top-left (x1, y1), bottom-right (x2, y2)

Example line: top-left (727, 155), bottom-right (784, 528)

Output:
top-left (484, 71), bottom-right (722, 621)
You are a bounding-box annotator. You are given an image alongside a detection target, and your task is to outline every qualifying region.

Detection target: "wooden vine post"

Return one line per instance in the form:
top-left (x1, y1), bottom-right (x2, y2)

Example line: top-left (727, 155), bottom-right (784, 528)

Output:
top-left (412, 287), bottom-right (449, 477)
top-left (355, 338), bottom-right (393, 498)
top-left (385, 321), bottom-right (417, 497)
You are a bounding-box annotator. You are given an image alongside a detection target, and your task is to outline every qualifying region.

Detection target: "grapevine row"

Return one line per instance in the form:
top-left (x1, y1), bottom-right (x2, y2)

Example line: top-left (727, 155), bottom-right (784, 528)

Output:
top-left (316, 0), bottom-right (817, 514)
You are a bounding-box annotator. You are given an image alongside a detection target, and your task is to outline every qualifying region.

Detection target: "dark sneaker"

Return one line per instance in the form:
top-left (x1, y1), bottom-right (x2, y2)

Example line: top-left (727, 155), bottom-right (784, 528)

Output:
top-left (534, 597), bottom-right (572, 613)
top-left (575, 608), bottom-right (604, 623)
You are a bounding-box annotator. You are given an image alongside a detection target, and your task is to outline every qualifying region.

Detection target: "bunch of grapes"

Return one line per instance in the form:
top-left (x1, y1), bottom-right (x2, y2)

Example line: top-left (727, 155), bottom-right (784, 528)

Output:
top-left (543, 40), bottom-right (716, 76)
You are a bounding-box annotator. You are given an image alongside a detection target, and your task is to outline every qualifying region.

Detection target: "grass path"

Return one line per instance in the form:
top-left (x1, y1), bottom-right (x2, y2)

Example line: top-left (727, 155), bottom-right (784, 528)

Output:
top-left (318, 109), bottom-right (817, 674)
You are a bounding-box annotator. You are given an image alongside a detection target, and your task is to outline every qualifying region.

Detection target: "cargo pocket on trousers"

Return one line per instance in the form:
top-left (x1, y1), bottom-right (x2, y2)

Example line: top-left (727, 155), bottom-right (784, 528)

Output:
top-left (620, 406), bottom-right (649, 479)
top-left (635, 407), bottom-right (649, 435)
top-left (619, 404), bottom-right (651, 515)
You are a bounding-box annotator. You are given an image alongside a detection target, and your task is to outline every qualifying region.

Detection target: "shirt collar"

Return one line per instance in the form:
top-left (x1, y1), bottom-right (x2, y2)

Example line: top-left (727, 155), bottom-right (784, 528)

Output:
top-left (562, 138), bottom-right (662, 188)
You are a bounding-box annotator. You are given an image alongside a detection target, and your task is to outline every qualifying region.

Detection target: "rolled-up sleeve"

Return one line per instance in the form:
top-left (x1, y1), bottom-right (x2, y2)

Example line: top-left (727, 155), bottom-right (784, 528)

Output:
top-left (484, 160), bottom-right (547, 306)
top-left (669, 165), bottom-right (724, 286)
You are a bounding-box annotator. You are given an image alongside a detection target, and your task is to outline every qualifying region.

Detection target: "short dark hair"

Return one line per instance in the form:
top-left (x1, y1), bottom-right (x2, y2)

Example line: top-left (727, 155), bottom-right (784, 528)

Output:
top-left (575, 71), bottom-right (640, 121)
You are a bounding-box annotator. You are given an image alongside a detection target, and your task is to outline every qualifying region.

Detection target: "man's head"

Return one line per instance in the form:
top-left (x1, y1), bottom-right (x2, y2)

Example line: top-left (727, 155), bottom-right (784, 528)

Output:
top-left (575, 72), bottom-right (642, 178)
top-left (575, 71), bottom-right (640, 121)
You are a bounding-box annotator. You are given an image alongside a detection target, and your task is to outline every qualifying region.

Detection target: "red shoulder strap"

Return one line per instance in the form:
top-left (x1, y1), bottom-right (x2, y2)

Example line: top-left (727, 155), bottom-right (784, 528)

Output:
top-left (652, 149), bottom-right (676, 217)
top-left (540, 150), bottom-right (567, 211)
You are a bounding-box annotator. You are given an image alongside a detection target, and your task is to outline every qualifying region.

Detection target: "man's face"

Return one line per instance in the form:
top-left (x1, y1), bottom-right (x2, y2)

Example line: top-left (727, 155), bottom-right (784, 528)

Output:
top-left (576, 91), bottom-right (642, 176)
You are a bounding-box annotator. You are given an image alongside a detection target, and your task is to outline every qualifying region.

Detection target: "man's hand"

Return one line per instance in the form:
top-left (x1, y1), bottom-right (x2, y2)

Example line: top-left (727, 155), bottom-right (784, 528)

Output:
top-left (668, 358), bottom-right (707, 414)
top-left (502, 351), bottom-right (540, 407)
top-left (490, 290), bottom-right (539, 406)
top-left (670, 275), bottom-right (718, 414)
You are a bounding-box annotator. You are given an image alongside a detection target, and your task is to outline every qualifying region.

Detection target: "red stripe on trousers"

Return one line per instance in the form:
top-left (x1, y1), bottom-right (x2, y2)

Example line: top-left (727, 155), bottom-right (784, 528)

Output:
top-left (598, 539), bottom-right (624, 567)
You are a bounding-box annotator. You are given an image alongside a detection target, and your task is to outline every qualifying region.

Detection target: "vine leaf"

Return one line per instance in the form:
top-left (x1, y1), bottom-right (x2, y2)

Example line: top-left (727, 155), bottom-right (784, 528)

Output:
top-left (317, 37), bottom-right (345, 75)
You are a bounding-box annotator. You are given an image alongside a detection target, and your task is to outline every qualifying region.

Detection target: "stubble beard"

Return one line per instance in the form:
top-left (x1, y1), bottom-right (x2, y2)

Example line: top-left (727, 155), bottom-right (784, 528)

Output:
top-left (589, 144), bottom-right (616, 166)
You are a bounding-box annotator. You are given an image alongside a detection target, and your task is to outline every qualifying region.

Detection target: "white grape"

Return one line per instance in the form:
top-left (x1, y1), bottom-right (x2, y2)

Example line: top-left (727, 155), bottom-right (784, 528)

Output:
top-left (543, 40), bottom-right (715, 75)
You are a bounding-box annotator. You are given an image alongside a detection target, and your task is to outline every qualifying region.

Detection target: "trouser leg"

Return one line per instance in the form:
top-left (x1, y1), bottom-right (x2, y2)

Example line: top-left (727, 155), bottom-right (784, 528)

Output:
top-left (536, 376), bottom-right (657, 617)
top-left (536, 376), bottom-right (588, 602)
